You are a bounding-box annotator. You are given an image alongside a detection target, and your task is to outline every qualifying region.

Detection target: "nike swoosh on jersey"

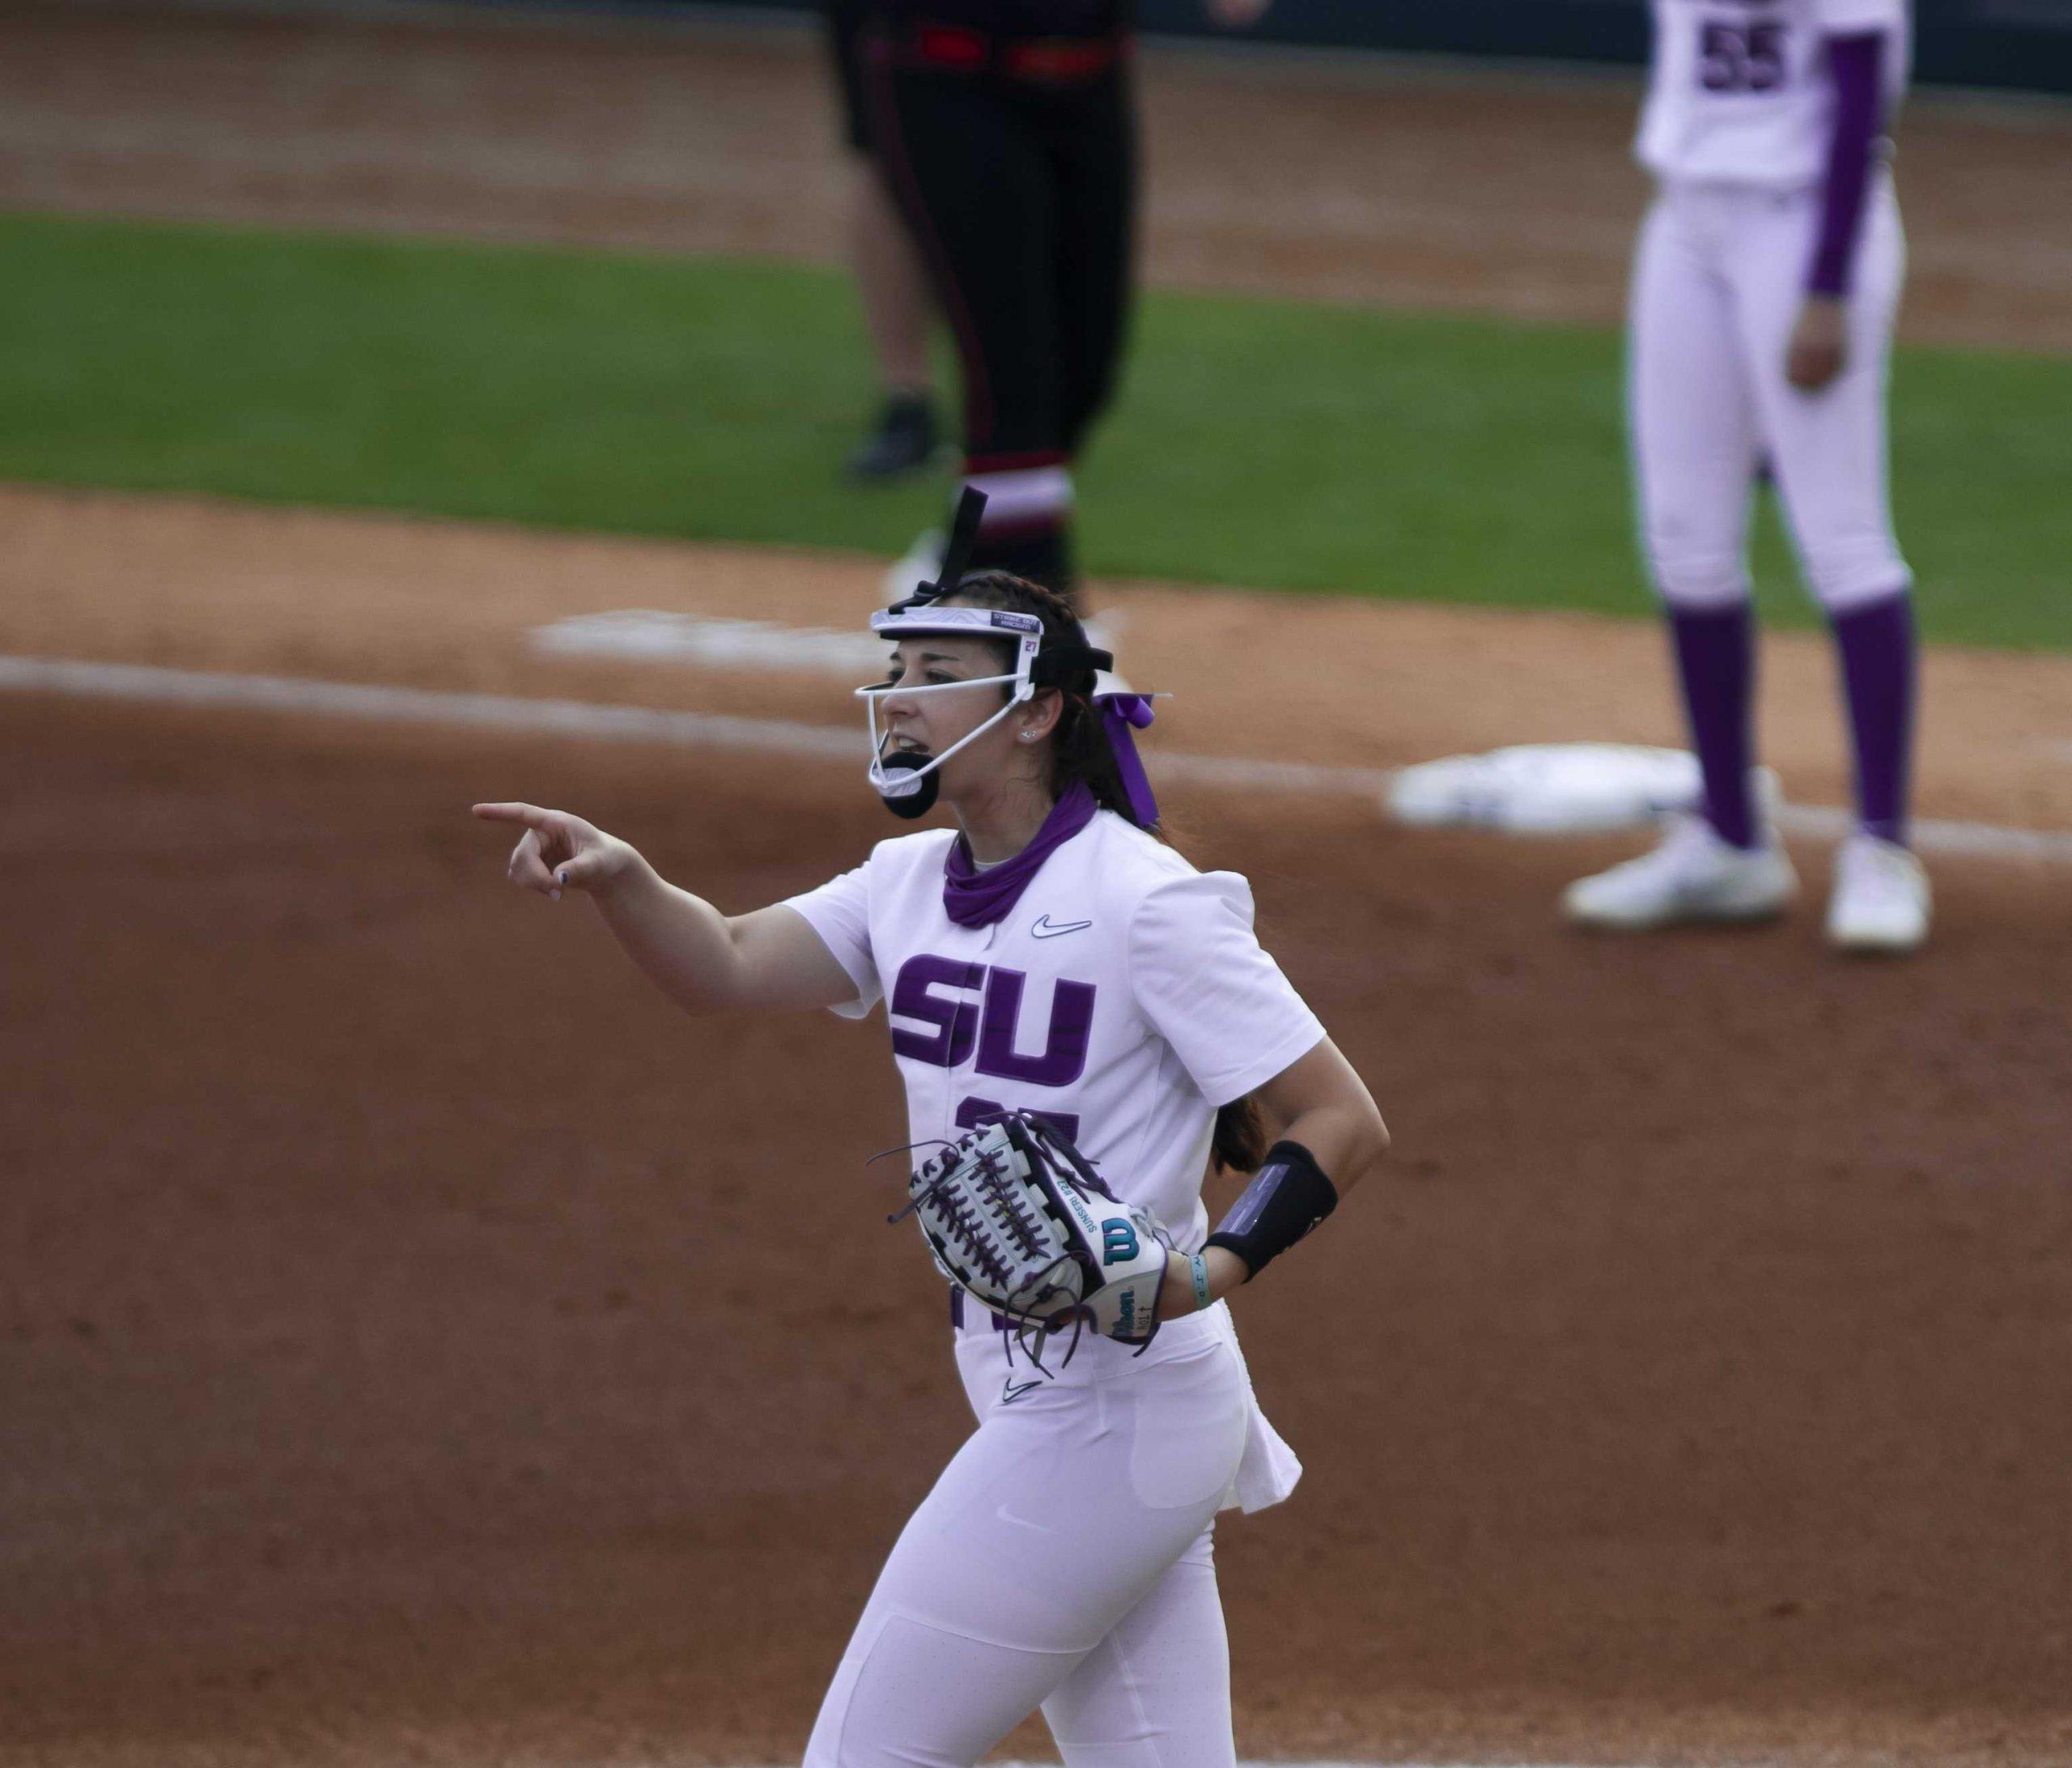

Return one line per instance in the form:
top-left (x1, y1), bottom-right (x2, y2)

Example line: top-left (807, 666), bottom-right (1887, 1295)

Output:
top-left (1030, 915), bottom-right (1093, 939)
top-left (1000, 1377), bottom-right (1046, 1407)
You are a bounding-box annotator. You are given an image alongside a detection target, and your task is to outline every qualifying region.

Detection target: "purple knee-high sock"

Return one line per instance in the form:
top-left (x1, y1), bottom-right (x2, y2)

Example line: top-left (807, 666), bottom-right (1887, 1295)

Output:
top-left (1669, 603), bottom-right (1759, 848)
top-left (1831, 591), bottom-right (1916, 845)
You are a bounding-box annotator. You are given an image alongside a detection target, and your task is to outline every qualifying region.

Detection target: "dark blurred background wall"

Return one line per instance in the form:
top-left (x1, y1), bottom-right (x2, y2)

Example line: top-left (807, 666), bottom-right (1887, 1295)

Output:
top-left (1140, 0), bottom-right (2070, 92)
top-left (499, 0), bottom-right (2072, 93)
top-left (1134, 0), bottom-right (2072, 91)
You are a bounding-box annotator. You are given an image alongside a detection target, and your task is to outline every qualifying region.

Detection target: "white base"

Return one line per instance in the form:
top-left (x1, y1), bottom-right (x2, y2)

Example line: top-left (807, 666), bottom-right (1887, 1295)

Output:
top-left (1389, 743), bottom-right (1760, 835)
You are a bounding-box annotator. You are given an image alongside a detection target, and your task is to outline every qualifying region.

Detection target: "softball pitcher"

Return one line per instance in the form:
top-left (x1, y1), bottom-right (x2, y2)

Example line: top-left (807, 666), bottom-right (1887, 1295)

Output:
top-left (1565, 0), bottom-right (1930, 951)
top-left (473, 508), bottom-right (1386, 1766)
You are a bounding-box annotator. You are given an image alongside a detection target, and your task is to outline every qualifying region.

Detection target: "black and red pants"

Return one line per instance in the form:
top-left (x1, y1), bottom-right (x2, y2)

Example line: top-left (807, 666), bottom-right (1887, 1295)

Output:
top-left (860, 15), bottom-right (1136, 589)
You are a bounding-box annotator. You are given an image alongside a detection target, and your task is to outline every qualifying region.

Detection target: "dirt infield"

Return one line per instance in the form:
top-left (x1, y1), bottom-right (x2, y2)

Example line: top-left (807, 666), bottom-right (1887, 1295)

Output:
top-left (5, 6), bottom-right (2072, 1765)
top-left (6, 485), bottom-right (2072, 838)
top-left (5, 487), bottom-right (2072, 1768)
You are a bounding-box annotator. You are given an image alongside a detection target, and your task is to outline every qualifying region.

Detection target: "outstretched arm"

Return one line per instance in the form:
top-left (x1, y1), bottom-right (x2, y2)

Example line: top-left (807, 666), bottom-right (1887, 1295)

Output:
top-left (473, 801), bottom-right (859, 1016)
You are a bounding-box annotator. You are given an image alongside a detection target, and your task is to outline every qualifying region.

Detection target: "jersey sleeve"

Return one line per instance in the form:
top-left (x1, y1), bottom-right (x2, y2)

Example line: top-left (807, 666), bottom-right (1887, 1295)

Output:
top-left (1127, 870), bottom-right (1326, 1107)
top-left (779, 858), bottom-right (881, 1021)
top-left (1806, 28), bottom-right (1887, 297)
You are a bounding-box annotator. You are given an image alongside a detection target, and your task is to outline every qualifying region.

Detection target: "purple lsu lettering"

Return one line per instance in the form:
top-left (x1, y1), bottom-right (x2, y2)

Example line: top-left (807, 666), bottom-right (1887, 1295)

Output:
top-left (890, 956), bottom-right (1095, 1088)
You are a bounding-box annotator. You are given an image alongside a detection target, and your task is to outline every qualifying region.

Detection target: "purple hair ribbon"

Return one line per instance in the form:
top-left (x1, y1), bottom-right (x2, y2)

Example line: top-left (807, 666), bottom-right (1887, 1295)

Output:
top-left (1098, 692), bottom-right (1160, 827)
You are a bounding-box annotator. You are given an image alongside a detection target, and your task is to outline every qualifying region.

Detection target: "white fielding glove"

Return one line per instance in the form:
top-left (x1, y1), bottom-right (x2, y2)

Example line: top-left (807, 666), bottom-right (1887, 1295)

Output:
top-left (895, 1112), bottom-right (1171, 1356)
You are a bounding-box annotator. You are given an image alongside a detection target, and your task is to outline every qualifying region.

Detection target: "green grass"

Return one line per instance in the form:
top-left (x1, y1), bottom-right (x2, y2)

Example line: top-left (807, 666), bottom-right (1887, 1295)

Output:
top-left (2, 211), bottom-right (2066, 649)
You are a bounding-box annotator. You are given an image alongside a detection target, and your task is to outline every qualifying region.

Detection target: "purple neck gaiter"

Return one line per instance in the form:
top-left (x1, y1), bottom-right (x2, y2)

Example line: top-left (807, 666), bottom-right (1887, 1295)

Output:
top-left (942, 781), bottom-right (1098, 929)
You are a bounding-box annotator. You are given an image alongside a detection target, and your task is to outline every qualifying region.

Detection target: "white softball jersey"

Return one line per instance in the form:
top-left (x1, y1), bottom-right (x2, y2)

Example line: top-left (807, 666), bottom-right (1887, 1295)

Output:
top-left (787, 810), bottom-right (1327, 1766)
top-left (784, 808), bottom-right (1325, 1257)
top-left (1637, 0), bottom-right (1911, 187)
top-left (784, 808), bottom-right (1319, 1510)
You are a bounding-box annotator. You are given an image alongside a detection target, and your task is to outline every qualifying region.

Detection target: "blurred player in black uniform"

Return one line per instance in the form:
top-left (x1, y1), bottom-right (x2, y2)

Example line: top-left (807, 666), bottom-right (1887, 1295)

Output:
top-left (825, 0), bottom-right (943, 480)
top-left (859, 0), bottom-right (1271, 603)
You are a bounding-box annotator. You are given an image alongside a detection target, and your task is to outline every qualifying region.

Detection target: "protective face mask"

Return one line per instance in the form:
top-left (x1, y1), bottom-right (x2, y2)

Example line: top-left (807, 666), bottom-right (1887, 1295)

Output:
top-left (859, 669), bottom-right (1030, 813)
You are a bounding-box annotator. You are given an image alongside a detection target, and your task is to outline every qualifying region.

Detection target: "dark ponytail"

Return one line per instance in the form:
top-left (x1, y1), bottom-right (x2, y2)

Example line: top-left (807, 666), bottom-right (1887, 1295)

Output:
top-left (1209, 1093), bottom-right (1267, 1175)
top-left (941, 570), bottom-right (1265, 1175)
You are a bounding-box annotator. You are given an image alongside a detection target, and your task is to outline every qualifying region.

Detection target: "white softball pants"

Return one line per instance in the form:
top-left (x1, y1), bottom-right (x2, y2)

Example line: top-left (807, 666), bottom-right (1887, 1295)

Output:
top-left (801, 1311), bottom-right (1251, 1767)
top-left (1629, 173), bottom-right (1911, 615)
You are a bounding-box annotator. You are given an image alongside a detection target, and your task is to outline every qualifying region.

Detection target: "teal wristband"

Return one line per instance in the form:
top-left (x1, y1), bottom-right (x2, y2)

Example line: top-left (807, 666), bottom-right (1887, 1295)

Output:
top-left (1190, 1252), bottom-right (1212, 1312)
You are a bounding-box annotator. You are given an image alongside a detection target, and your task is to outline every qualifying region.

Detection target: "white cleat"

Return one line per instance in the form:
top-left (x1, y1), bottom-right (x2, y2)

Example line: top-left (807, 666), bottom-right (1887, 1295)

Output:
top-left (1825, 833), bottom-right (1931, 954)
top-left (1563, 811), bottom-right (1798, 931)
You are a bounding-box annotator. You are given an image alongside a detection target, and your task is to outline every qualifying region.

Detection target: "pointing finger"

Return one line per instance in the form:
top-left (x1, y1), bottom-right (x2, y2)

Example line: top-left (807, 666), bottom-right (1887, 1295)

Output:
top-left (473, 801), bottom-right (551, 828)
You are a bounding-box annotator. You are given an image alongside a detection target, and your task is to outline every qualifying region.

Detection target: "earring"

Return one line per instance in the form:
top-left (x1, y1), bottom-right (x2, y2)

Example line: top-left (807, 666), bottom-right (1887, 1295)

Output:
top-left (1019, 732), bottom-right (1037, 742)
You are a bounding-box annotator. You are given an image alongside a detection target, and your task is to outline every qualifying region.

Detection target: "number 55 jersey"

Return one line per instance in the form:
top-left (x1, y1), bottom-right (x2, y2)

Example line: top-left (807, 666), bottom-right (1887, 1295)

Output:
top-left (1637, 0), bottom-right (1910, 188)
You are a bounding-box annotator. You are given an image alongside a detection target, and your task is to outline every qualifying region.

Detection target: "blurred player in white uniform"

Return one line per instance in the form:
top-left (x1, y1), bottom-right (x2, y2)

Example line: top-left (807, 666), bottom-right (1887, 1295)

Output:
top-left (474, 512), bottom-right (1387, 1765)
top-left (1566, 0), bottom-right (1930, 951)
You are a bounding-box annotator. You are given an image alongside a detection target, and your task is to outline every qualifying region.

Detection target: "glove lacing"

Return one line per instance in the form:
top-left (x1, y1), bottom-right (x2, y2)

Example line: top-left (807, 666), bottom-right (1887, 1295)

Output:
top-left (881, 1117), bottom-right (1164, 1379)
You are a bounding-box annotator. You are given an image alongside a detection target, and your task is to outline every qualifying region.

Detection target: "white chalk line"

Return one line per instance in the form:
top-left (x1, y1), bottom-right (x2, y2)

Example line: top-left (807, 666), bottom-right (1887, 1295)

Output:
top-left (6, 653), bottom-right (2070, 867)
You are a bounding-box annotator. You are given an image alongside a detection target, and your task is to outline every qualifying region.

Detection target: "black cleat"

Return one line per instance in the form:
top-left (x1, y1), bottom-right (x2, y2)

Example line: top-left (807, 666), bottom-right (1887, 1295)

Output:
top-left (847, 393), bottom-right (939, 482)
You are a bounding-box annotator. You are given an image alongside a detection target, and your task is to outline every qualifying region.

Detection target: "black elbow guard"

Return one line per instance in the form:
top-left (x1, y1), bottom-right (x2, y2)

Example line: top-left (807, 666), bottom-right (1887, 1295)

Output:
top-left (1205, 1139), bottom-right (1339, 1279)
